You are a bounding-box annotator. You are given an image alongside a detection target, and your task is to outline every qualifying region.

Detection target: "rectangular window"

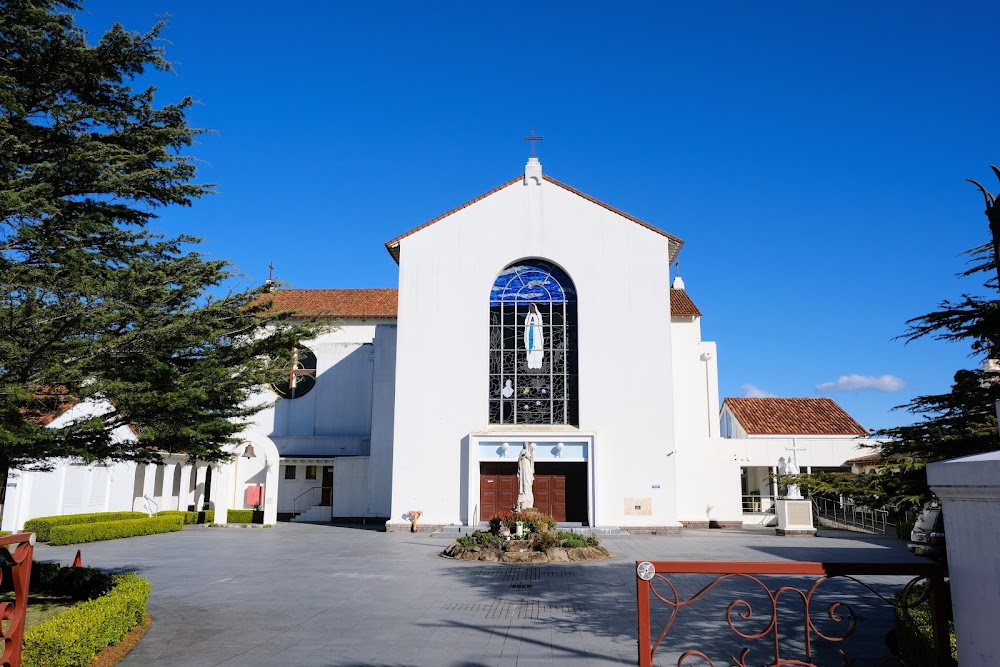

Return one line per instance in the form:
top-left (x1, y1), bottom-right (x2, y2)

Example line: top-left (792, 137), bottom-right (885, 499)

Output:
top-left (284, 465), bottom-right (296, 480)
top-left (305, 465), bottom-right (317, 480)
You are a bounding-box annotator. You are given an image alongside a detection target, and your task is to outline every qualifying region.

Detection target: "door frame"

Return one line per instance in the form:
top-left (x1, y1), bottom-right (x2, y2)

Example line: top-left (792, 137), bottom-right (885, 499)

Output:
top-left (466, 432), bottom-right (595, 527)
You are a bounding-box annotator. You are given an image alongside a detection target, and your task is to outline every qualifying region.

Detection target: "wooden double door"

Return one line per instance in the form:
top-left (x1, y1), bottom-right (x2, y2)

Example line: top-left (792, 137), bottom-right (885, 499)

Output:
top-left (479, 462), bottom-right (587, 524)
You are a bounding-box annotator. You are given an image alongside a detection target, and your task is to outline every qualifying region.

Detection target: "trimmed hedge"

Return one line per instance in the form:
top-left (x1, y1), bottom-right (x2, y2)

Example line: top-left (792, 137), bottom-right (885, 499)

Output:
top-left (155, 509), bottom-right (214, 524)
top-left (49, 515), bottom-right (183, 545)
top-left (225, 509), bottom-right (263, 524)
top-left (22, 573), bottom-right (150, 667)
top-left (24, 512), bottom-right (148, 542)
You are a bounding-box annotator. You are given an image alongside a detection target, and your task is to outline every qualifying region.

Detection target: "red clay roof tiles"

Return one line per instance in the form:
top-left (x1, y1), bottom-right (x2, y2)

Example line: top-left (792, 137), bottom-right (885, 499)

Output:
top-left (260, 287), bottom-right (702, 320)
top-left (723, 397), bottom-right (868, 436)
top-left (258, 288), bottom-right (398, 318)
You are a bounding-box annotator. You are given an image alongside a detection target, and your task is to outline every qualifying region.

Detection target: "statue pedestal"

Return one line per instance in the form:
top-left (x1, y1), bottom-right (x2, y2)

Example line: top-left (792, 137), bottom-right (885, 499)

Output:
top-left (775, 499), bottom-right (816, 536)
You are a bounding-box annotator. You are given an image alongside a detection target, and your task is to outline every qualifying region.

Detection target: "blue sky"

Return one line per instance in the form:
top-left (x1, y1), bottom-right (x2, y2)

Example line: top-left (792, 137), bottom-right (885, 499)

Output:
top-left (73, 2), bottom-right (1000, 431)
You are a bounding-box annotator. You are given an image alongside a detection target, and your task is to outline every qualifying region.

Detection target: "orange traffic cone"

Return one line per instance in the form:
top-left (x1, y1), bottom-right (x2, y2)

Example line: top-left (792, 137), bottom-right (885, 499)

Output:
top-left (72, 550), bottom-right (82, 567)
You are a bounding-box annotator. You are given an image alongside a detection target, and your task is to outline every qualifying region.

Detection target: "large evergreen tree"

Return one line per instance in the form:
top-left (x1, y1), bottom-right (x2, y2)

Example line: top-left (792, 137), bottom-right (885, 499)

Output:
top-left (787, 170), bottom-right (1000, 512)
top-left (0, 0), bottom-right (313, 469)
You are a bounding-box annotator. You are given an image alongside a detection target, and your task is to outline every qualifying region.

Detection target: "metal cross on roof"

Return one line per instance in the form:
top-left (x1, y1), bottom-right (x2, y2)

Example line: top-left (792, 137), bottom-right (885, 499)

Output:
top-left (268, 261), bottom-right (275, 281)
top-left (523, 128), bottom-right (544, 157)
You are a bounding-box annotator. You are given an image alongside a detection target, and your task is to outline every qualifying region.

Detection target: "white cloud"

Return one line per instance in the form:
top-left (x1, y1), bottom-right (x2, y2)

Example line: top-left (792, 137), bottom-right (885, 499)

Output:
top-left (816, 374), bottom-right (906, 393)
top-left (742, 383), bottom-right (777, 398)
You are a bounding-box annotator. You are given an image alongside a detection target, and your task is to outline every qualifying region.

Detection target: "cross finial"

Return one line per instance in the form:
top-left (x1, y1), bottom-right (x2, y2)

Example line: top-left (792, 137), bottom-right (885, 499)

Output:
top-left (523, 128), bottom-right (544, 157)
top-left (268, 261), bottom-right (275, 282)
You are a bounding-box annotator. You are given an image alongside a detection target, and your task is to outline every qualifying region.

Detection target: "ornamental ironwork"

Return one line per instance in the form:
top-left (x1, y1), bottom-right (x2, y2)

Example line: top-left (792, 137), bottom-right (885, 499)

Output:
top-left (0, 532), bottom-right (36, 667)
top-left (636, 560), bottom-right (953, 667)
top-left (488, 260), bottom-right (577, 425)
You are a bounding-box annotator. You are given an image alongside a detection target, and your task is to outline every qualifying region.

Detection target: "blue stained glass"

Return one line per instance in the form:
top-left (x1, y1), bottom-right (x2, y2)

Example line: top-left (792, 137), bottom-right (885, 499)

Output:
top-left (489, 260), bottom-right (576, 306)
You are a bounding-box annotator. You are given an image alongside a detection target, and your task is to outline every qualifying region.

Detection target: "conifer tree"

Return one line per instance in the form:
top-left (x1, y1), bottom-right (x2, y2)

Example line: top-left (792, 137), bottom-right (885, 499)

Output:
top-left (0, 0), bottom-right (314, 469)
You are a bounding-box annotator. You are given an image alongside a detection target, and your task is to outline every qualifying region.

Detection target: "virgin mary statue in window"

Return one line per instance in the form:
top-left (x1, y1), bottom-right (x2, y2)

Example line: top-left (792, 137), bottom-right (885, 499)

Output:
top-left (524, 303), bottom-right (544, 369)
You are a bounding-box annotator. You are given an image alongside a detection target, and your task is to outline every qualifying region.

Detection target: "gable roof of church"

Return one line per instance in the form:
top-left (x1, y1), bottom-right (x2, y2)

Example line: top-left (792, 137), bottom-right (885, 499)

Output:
top-left (384, 175), bottom-right (684, 264)
top-left (723, 397), bottom-right (868, 436)
top-left (258, 288), bottom-right (399, 318)
top-left (257, 287), bottom-right (700, 319)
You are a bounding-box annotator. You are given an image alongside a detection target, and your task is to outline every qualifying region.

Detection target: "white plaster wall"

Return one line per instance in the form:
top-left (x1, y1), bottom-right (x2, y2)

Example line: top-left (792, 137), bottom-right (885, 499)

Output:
top-left (674, 437), bottom-right (743, 525)
top-left (728, 436), bottom-right (873, 469)
top-left (276, 464), bottom-right (324, 512)
top-left (389, 174), bottom-right (678, 528)
top-left (243, 320), bottom-right (394, 446)
top-left (333, 457), bottom-right (370, 517)
top-left (368, 324), bottom-right (397, 517)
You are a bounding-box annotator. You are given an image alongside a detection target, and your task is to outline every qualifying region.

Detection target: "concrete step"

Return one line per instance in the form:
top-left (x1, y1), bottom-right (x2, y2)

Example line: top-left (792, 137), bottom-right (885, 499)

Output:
top-left (291, 505), bottom-right (331, 523)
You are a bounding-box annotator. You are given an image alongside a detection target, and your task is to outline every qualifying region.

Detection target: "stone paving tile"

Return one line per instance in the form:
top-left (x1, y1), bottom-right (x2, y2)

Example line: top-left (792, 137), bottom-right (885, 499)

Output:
top-left (28, 524), bottom-right (926, 666)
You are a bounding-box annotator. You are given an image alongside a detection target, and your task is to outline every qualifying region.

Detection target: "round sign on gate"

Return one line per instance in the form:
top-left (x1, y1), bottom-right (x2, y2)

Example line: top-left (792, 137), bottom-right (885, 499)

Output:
top-left (636, 561), bottom-right (655, 581)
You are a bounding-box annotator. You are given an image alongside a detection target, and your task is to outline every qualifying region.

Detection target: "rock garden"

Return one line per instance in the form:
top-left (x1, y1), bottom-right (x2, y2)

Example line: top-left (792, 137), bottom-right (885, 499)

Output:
top-left (442, 509), bottom-right (610, 563)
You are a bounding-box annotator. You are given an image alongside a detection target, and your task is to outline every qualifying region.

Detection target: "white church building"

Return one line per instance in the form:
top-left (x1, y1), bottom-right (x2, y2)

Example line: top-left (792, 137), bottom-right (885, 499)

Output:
top-left (2, 157), bottom-right (875, 532)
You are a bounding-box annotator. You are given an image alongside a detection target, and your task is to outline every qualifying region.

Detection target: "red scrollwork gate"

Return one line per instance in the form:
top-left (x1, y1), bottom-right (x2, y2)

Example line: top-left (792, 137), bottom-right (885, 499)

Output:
top-left (0, 533), bottom-right (35, 667)
top-left (636, 560), bottom-right (952, 667)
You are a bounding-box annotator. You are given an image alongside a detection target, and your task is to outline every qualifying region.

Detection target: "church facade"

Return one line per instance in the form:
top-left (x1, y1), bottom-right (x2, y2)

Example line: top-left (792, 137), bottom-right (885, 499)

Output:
top-left (1, 157), bottom-right (873, 532)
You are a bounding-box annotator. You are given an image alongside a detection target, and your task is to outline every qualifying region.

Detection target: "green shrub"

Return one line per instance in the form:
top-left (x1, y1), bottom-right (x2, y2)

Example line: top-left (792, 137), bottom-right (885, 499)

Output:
top-left (531, 533), bottom-right (558, 551)
top-left (557, 531), bottom-right (587, 548)
top-left (48, 515), bottom-right (183, 546)
top-left (457, 531), bottom-right (503, 548)
top-left (894, 583), bottom-right (957, 666)
top-left (25, 563), bottom-right (114, 600)
top-left (225, 509), bottom-right (263, 524)
top-left (22, 573), bottom-right (150, 667)
top-left (155, 509), bottom-right (213, 525)
top-left (488, 510), bottom-right (557, 535)
top-left (0, 531), bottom-right (10, 537)
top-left (24, 512), bottom-right (148, 542)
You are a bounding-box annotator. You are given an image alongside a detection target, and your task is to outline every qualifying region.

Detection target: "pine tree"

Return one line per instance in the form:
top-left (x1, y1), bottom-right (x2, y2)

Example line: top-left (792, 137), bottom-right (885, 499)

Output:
top-left (0, 0), bottom-right (315, 469)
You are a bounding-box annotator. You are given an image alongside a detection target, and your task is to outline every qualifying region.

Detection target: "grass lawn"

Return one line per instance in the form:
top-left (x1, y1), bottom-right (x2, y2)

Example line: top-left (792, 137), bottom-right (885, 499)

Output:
top-left (0, 592), bottom-right (77, 632)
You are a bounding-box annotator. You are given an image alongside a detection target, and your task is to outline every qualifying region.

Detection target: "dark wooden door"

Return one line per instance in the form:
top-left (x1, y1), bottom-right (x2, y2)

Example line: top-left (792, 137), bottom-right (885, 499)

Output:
top-left (480, 462), bottom-right (516, 520)
top-left (320, 466), bottom-right (333, 506)
top-left (480, 462), bottom-right (587, 524)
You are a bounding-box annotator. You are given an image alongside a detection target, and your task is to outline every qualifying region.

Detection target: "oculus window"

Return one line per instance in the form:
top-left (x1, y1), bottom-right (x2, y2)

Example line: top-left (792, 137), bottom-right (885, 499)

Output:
top-left (271, 346), bottom-right (317, 399)
top-left (489, 259), bottom-right (578, 425)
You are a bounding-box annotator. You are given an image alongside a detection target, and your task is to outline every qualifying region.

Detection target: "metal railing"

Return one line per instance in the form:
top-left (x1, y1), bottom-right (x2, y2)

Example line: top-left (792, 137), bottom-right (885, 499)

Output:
top-left (142, 495), bottom-right (158, 516)
top-left (636, 559), bottom-right (952, 667)
top-left (0, 532), bottom-right (36, 667)
top-left (812, 495), bottom-right (891, 534)
top-left (291, 486), bottom-right (323, 515)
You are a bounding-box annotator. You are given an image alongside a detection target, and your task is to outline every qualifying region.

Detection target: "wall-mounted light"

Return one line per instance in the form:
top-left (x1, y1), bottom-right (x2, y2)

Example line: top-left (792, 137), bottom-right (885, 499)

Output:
top-left (501, 442), bottom-right (509, 457)
top-left (555, 442), bottom-right (565, 457)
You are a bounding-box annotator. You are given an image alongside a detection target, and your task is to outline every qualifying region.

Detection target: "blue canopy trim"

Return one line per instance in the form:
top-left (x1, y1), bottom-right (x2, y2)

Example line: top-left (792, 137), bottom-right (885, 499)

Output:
top-left (489, 260), bottom-right (576, 306)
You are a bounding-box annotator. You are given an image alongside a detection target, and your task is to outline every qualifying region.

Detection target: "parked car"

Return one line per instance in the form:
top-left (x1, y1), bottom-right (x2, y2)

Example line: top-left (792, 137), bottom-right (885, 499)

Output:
top-left (909, 505), bottom-right (946, 562)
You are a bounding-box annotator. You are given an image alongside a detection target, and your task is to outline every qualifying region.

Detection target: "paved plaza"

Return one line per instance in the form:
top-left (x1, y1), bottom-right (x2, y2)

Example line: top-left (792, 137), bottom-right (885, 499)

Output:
top-left (33, 524), bottom-right (926, 666)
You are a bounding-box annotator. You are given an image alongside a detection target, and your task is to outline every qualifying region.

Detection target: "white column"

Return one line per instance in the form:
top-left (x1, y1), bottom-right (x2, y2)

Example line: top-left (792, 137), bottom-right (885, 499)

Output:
top-left (177, 465), bottom-right (193, 511)
top-left (263, 457), bottom-right (278, 525)
top-left (141, 464), bottom-right (157, 511)
top-left (193, 465), bottom-right (208, 510)
top-left (160, 463), bottom-right (177, 513)
top-left (212, 461), bottom-right (233, 524)
top-left (928, 451), bottom-right (1000, 665)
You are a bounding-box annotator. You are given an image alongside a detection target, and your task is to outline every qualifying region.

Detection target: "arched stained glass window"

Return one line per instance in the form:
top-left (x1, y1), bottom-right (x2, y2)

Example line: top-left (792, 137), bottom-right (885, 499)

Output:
top-left (489, 260), bottom-right (578, 425)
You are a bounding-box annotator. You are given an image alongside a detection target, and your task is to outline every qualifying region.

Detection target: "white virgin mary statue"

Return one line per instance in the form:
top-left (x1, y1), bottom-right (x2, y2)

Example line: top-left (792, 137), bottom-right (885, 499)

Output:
top-left (524, 303), bottom-right (544, 370)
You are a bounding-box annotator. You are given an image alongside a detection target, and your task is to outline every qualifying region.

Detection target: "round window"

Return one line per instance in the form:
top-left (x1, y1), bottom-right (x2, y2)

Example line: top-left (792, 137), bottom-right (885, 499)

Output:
top-left (271, 346), bottom-right (317, 399)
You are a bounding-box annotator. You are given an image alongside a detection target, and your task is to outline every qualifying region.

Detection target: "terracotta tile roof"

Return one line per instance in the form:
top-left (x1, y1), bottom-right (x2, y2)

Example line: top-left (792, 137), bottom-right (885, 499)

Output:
top-left (257, 289), bottom-right (399, 318)
top-left (385, 174), bottom-right (684, 264)
top-left (19, 387), bottom-right (78, 427)
top-left (670, 290), bottom-right (701, 317)
top-left (259, 287), bottom-right (696, 320)
top-left (723, 397), bottom-right (868, 436)
top-left (844, 452), bottom-right (883, 465)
